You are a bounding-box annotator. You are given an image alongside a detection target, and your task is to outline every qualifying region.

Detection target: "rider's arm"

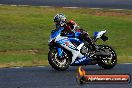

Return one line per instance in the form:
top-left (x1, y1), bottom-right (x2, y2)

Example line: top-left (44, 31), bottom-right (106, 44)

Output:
top-left (68, 20), bottom-right (80, 32)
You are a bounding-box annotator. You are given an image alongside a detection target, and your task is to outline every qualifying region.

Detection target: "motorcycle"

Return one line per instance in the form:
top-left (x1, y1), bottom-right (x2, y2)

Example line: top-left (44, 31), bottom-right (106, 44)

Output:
top-left (48, 27), bottom-right (117, 71)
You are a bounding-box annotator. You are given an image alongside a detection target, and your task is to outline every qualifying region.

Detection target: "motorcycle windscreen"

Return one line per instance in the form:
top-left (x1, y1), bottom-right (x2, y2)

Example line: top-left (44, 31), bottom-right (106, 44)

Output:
top-left (50, 27), bottom-right (64, 39)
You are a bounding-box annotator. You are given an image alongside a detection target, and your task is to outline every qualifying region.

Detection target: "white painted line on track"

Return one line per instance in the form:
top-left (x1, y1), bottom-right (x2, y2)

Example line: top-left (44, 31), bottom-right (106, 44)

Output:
top-left (10, 5), bottom-right (17, 7)
top-left (0, 4), bottom-right (4, 5)
top-left (39, 6), bottom-right (52, 8)
top-left (62, 7), bottom-right (79, 9)
top-left (90, 8), bottom-right (102, 10)
top-left (0, 4), bottom-right (128, 11)
top-left (8, 66), bottom-right (24, 69)
top-left (109, 9), bottom-right (125, 11)
top-left (89, 8), bottom-right (125, 11)
top-left (37, 66), bottom-right (46, 67)
top-left (9, 66), bottom-right (46, 69)
top-left (18, 5), bottom-right (29, 7)
top-left (122, 63), bottom-right (132, 64)
top-left (13, 67), bottom-right (23, 68)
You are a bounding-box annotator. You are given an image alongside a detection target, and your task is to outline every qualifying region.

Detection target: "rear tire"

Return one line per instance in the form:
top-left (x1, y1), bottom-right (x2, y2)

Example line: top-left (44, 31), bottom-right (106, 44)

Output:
top-left (48, 48), bottom-right (71, 71)
top-left (97, 45), bottom-right (117, 69)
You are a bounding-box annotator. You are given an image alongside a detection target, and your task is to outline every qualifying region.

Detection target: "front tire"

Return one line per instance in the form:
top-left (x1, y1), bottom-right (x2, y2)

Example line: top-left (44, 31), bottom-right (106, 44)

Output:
top-left (97, 45), bottom-right (117, 69)
top-left (48, 48), bottom-right (71, 71)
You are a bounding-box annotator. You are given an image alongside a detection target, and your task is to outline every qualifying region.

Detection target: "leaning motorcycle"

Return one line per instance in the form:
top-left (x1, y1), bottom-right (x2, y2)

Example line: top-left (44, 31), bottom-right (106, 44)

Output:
top-left (48, 27), bottom-right (117, 71)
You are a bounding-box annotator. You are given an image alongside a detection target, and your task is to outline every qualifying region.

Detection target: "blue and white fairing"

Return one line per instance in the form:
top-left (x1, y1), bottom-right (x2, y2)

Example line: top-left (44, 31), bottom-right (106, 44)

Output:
top-left (48, 27), bottom-right (90, 65)
top-left (48, 27), bottom-right (65, 58)
top-left (48, 27), bottom-right (64, 43)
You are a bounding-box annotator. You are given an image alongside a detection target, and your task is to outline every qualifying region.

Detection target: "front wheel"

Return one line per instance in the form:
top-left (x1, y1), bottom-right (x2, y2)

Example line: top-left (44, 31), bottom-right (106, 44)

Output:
top-left (96, 45), bottom-right (117, 69)
top-left (48, 48), bottom-right (71, 71)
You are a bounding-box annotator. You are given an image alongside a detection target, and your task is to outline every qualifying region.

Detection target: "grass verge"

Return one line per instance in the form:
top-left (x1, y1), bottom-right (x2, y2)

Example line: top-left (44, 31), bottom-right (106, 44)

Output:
top-left (0, 5), bottom-right (131, 67)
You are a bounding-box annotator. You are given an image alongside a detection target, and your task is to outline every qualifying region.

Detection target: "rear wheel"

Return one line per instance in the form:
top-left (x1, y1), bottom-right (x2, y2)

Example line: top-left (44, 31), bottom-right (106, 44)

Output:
top-left (48, 48), bottom-right (71, 71)
top-left (96, 45), bottom-right (117, 69)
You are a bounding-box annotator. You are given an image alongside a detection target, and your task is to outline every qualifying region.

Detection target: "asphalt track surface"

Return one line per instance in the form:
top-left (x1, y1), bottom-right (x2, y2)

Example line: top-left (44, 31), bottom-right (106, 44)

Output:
top-left (0, 64), bottom-right (131, 88)
top-left (0, 0), bottom-right (132, 9)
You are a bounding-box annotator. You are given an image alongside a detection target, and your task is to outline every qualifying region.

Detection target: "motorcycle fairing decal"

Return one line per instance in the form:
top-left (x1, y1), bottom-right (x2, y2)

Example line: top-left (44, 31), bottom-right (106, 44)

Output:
top-left (68, 38), bottom-right (82, 44)
top-left (57, 39), bottom-right (84, 63)
top-left (65, 38), bottom-right (83, 51)
top-left (64, 41), bottom-right (79, 51)
top-left (75, 57), bottom-right (87, 64)
top-left (66, 33), bottom-right (74, 37)
top-left (56, 37), bottom-right (80, 51)
top-left (71, 56), bottom-right (92, 65)
top-left (56, 38), bottom-right (69, 44)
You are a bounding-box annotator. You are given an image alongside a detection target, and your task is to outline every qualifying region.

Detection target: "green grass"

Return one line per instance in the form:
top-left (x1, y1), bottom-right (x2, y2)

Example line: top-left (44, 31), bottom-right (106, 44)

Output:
top-left (0, 5), bottom-right (131, 67)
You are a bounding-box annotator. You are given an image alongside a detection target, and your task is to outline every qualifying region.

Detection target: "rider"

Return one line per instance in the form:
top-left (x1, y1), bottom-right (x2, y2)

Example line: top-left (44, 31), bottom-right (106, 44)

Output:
top-left (53, 13), bottom-right (97, 51)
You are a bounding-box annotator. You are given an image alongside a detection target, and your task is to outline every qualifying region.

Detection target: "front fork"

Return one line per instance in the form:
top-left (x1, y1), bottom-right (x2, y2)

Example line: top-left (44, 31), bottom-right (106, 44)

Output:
top-left (57, 47), bottom-right (63, 58)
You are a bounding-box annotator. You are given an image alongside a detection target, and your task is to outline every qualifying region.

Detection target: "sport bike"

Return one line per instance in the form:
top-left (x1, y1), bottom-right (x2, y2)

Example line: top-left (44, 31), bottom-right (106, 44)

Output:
top-left (48, 27), bottom-right (117, 71)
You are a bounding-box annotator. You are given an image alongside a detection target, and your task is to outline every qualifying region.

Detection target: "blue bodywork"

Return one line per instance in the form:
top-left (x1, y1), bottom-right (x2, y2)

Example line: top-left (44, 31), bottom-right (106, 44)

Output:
top-left (94, 32), bottom-right (99, 37)
top-left (57, 48), bottom-right (63, 58)
top-left (49, 27), bottom-right (91, 66)
top-left (50, 27), bottom-right (64, 39)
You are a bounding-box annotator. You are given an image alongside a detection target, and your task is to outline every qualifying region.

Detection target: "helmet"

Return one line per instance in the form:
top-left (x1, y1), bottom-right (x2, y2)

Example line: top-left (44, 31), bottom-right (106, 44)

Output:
top-left (54, 13), bottom-right (66, 26)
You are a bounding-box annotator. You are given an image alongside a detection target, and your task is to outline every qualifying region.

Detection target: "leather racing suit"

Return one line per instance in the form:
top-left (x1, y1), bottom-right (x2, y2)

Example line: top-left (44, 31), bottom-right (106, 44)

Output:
top-left (56, 20), bottom-right (95, 50)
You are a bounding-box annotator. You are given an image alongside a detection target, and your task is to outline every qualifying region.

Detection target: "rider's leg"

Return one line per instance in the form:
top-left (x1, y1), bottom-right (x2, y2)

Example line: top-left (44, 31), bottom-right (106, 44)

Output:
top-left (79, 30), bottom-right (97, 51)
